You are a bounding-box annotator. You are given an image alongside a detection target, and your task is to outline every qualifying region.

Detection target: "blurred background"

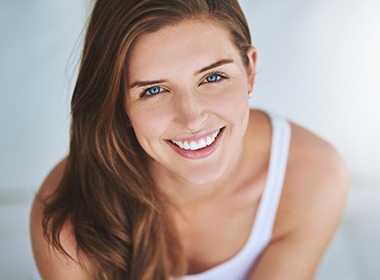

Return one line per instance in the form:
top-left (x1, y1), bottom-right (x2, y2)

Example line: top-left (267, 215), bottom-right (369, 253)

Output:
top-left (0, 0), bottom-right (379, 279)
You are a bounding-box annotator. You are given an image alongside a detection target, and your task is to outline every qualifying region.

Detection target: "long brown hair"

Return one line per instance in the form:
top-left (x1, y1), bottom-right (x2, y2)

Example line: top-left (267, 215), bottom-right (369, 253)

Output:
top-left (42, 0), bottom-right (251, 279)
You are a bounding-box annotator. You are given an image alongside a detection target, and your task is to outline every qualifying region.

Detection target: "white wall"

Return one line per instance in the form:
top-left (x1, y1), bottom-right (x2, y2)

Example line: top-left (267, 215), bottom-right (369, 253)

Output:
top-left (0, 0), bottom-right (86, 196)
top-left (0, 0), bottom-right (379, 196)
top-left (241, 0), bottom-right (380, 188)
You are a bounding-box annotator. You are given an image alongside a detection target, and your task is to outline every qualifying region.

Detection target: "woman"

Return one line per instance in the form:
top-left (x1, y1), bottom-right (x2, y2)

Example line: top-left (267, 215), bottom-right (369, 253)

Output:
top-left (30, 0), bottom-right (349, 279)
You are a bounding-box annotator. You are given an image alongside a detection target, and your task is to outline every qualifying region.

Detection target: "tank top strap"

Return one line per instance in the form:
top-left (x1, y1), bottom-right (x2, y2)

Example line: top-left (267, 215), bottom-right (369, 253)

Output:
top-left (251, 111), bottom-right (291, 243)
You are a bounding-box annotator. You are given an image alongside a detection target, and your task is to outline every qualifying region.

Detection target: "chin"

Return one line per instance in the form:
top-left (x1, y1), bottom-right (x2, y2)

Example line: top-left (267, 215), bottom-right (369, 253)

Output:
top-left (179, 166), bottom-right (226, 186)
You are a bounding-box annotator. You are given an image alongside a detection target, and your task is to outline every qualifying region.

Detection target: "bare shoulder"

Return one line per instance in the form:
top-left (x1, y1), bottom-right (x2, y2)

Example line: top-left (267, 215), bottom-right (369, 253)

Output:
top-left (289, 122), bottom-right (349, 187)
top-left (248, 122), bottom-right (350, 279)
top-left (35, 158), bottom-right (68, 200)
top-left (275, 122), bottom-right (350, 237)
top-left (30, 158), bottom-right (92, 279)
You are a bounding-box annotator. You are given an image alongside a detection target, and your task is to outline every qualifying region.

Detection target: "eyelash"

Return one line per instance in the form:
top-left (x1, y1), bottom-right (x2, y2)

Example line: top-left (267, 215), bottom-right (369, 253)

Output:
top-left (139, 71), bottom-right (230, 99)
top-left (201, 71), bottom-right (230, 85)
top-left (139, 86), bottom-right (166, 99)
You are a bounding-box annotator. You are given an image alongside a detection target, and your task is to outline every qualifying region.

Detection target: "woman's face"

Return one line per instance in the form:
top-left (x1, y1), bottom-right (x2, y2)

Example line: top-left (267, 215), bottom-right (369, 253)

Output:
top-left (126, 20), bottom-right (256, 186)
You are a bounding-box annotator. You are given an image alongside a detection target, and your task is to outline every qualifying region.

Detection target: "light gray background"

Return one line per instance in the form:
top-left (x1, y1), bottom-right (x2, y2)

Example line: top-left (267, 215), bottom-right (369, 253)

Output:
top-left (0, 0), bottom-right (379, 279)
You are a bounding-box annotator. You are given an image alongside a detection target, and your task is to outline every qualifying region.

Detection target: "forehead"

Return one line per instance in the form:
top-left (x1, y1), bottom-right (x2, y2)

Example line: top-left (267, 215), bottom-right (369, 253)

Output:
top-left (127, 20), bottom-right (240, 79)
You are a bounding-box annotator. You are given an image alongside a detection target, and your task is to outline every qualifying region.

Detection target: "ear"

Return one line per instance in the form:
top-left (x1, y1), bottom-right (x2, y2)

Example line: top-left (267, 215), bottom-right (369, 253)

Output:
top-left (246, 46), bottom-right (257, 93)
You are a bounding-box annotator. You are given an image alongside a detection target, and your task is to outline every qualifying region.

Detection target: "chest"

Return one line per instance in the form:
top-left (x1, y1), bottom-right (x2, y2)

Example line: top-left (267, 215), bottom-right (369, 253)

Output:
top-left (176, 198), bottom-right (260, 275)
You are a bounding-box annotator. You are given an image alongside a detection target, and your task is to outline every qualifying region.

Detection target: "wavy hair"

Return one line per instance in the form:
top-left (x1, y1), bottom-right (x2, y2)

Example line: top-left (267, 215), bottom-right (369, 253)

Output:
top-left (42, 0), bottom-right (251, 279)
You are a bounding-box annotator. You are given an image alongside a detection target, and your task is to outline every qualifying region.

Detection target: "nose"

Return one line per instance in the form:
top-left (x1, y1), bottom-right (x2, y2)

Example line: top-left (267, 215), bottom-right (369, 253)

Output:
top-left (173, 90), bottom-right (208, 132)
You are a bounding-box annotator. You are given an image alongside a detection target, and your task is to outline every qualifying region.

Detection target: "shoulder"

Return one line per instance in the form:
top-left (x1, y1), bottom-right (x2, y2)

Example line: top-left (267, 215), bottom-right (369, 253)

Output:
top-left (30, 158), bottom-right (92, 279)
top-left (35, 158), bottom-right (67, 200)
top-left (275, 121), bottom-right (350, 238)
top-left (288, 122), bottom-right (350, 199)
top-left (246, 111), bottom-right (349, 208)
top-left (245, 114), bottom-right (350, 278)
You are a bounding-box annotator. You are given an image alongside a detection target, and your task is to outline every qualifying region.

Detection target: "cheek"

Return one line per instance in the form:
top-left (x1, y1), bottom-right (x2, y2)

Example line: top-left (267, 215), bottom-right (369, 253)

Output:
top-left (128, 105), bottom-right (170, 148)
top-left (215, 82), bottom-right (249, 122)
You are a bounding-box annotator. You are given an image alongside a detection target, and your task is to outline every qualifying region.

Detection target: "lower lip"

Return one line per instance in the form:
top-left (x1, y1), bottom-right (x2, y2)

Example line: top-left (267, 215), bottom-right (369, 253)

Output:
top-left (166, 128), bottom-right (225, 160)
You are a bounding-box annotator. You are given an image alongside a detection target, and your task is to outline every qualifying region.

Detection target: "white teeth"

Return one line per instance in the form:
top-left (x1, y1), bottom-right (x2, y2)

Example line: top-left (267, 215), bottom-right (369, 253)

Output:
top-left (171, 129), bottom-right (221, 151)
top-left (184, 141), bottom-right (190, 150)
top-left (198, 139), bottom-right (207, 149)
top-left (206, 136), bottom-right (213, 145)
top-left (190, 141), bottom-right (198, 150)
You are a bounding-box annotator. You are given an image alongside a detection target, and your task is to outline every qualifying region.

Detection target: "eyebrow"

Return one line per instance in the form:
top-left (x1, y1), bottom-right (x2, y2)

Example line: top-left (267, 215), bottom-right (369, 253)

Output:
top-left (195, 58), bottom-right (235, 75)
top-left (129, 79), bottom-right (168, 89)
top-left (128, 58), bottom-right (235, 89)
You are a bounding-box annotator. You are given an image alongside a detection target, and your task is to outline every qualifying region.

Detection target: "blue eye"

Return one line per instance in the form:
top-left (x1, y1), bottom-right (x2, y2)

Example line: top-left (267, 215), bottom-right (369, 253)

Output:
top-left (206, 74), bottom-right (221, 83)
top-left (202, 72), bottom-right (229, 85)
top-left (140, 86), bottom-right (163, 98)
top-left (147, 86), bottom-right (161, 95)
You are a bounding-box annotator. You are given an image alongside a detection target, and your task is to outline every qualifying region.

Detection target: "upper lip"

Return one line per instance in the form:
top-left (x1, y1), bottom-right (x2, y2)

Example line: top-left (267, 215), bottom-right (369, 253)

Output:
top-left (167, 127), bottom-right (223, 142)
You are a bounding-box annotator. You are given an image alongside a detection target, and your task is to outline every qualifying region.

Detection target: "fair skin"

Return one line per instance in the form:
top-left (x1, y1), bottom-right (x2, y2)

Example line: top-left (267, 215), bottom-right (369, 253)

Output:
top-left (126, 20), bottom-right (255, 199)
top-left (31, 19), bottom-right (349, 279)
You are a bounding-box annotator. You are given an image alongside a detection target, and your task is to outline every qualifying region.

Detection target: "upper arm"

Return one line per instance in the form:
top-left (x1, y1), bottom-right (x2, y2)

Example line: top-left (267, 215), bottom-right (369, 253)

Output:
top-left (248, 124), bottom-right (350, 280)
top-left (30, 159), bottom-right (92, 280)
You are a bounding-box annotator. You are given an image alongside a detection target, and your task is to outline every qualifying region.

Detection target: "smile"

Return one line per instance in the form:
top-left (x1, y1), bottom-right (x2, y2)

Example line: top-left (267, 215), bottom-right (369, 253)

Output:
top-left (166, 127), bottom-right (225, 160)
top-left (170, 129), bottom-right (221, 151)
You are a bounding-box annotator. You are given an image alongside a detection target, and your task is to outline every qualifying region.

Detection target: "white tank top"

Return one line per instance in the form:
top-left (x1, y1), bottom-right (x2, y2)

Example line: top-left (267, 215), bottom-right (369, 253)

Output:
top-left (180, 112), bottom-right (291, 280)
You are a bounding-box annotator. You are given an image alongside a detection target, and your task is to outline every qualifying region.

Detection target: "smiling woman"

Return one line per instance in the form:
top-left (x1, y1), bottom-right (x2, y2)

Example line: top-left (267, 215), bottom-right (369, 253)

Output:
top-left (30, 0), bottom-right (349, 279)
top-left (126, 21), bottom-right (254, 185)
